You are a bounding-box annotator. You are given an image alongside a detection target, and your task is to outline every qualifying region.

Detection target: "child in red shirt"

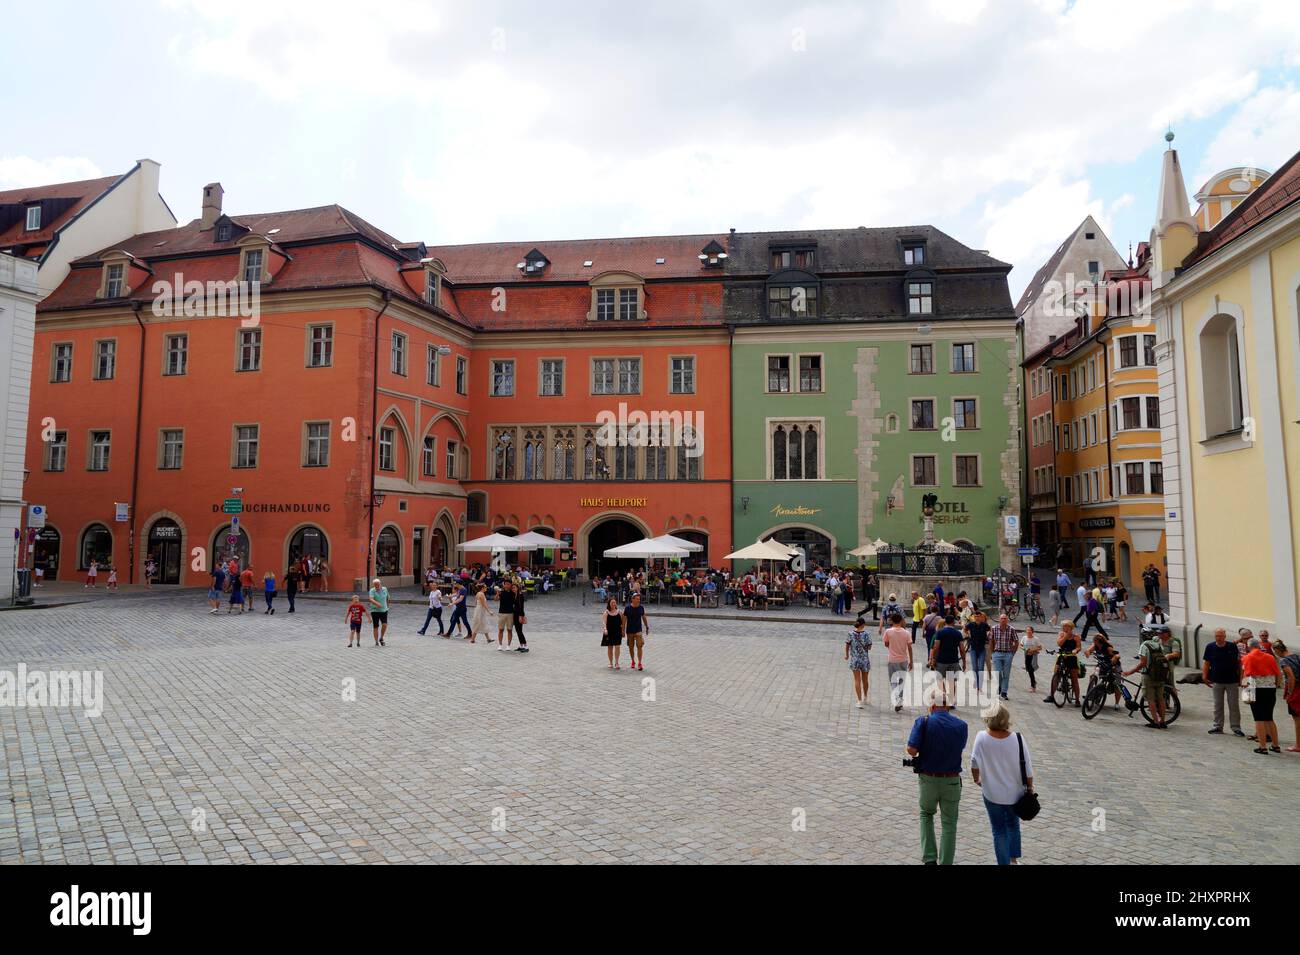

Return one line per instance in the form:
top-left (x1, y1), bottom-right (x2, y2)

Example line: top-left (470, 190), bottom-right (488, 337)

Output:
top-left (345, 596), bottom-right (368, 647)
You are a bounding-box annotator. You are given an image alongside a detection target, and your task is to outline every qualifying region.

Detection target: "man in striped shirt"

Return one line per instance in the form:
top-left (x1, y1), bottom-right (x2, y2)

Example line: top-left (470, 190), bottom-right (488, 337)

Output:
top-left (989, 614), bottom-right (1020, 701)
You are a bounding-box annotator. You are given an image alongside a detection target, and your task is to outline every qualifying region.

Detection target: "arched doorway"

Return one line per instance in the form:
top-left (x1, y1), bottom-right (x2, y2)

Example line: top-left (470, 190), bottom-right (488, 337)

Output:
top-left (79, 523), bottom-right (113, 569)
top-left (376, 526), bottom-right (402, 577)
top-left (288, 525), bottom-right (329, 565)
top-left (529, 526), bottom-right (557, 566)
top-left (675, 529), bottom-right (709, 567)
top-left (432, 527), bottom-right (450, 568)
top-left (147, 518), bottom-right (183, 584)
top-left (34, 526), bottom-right (60, 580)
top-left (770, 526), bottom-right (832, 572)
top-left (587, 518), bottom-right (645, 577)
top-left (212, 524), bottom-right (250, 569)
top-left (491, 526), bottom-right (519, 568)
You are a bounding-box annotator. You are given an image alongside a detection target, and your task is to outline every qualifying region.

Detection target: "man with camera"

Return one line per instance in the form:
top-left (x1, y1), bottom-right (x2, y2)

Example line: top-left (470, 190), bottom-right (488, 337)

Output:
top-left (905, 683), bottom-right (970, 865)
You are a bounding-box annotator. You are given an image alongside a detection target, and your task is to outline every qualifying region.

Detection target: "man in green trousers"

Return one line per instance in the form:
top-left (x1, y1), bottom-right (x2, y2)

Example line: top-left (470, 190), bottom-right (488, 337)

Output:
top-left (905, 682), bottom-right (969, 864)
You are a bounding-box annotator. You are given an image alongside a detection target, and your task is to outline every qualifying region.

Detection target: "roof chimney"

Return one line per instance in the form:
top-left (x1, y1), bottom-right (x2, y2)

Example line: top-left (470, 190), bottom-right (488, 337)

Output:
top-left (201, 182), bottom-right (224, 230)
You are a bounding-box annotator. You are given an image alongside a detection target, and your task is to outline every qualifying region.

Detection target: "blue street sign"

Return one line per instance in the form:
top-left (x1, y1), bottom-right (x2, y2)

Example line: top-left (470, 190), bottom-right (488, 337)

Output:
top-left (1017, 547), bottom-right (1039, 556)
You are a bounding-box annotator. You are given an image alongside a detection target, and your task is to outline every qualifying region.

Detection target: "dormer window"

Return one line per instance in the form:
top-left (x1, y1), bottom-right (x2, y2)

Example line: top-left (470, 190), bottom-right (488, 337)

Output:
top-left (518, 248), bottom-right (549, 275)
top-left (768, 284), bottom-right (818, 318)
top-left (587, 271), bottom-right (646, 322)
top-left (698, 240), bottom-right (727, 267)
top-left (771, 247), bottom-right (815, 270)
top-left (242, 248), bottom-right (264, 285)
top-left (424, 270), bottom-right (440, 306)
top-left (104, 263), bottom-right (125, 298)
top-left (903, 242), bottom-right (925, 266)
top-left (25, 205), bottom-right (41, 231)
top-left (907, 280), bottom-right (933, 315)
top-left (217, 223), bottom-right (232, 242)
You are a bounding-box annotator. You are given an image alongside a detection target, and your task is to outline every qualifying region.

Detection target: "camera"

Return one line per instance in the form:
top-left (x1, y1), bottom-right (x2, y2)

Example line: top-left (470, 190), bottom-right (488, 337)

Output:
top-left (902, 756), bottom-right (922, 773)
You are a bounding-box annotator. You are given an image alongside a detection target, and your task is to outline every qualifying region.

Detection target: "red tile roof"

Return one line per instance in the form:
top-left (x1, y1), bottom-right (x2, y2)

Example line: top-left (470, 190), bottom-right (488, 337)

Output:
top-left (428, 233), bottom-right (729, 284)
top-left (1183, 147), bottom-right (1300, 268)
top-left (0, 174), bottom-right (122, 255)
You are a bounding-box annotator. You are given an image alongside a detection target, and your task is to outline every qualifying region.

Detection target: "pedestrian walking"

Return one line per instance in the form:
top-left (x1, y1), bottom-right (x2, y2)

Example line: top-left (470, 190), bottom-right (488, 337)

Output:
top-left (105, 567), bottom-right (118, 593)
top-left (368, 578), bottom-right (390, 646)
top-left (1241, 637), bottom-right (1282, 754)
top-left (208, 562), bottom-right (226, 614)
top-left (285, 566), bottom-right (299, 613)
top-left (228, 570), bottom-right (244, 614)
top-left (1273, 641), bottom-right (1299, 752)
top-left (1022, 626), bottom-right (1042, 691)
top-left (418, 585), bottom-right (445, 636)
top-left (468, 583), bottom-right (493, 644)
top-left (624, 593), bottom-right (648, 670)
top-left (240, 566), bottom-right (256, 614)
top-left (447, 584), bottom-right (470, 638)
top-left (144, 558), bottom-right (156, 589)
top-left (344, 594), bottom-right (367, 647)
top-left (512, 586), bottom-right (529, 653)
top-left (965, 611), bottom-right (990, 693)
top-left (929, 615), bottom-right (966, 699)
top-left (1054, 569), bottom-right (1070, 608)
top-left (316, 558), bottom-right (331, 593)
top-left (263, 571), bottom-right (277, 613)
top-left (970, 699), bottom-right (1034, 866)
top-left (1202, 627), bottom-right (1245, 737)
top-left (84, 559), bottom-right (98, 589)
top-left (845, 616), bottom-right (873, 709)
top-left (907, 683), bottom-right (969, 865)
top-left (1079, 591), bottom-right (1108, 641)
top-left (601, 596), bottom-right (625, 669)
top-left (884, 612), bottom-right (913, 713)
top-left (990, 613), bottom-right (1019, 700)
top-left (910, 591), bottom-right (926, 643)
top-left (496, 579), bottom-right (518, 651)
top-left (1046, 587), bottom-right (1062, 626)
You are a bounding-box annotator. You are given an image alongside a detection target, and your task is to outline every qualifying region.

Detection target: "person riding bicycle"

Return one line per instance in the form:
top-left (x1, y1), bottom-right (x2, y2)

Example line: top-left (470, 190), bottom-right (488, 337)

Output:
top-left (1084, 632), bottom-right (1123, 710)
top-left (1125, 629), bottom-right (1173, 729)
top-left (1044, 621), bottom-right (1082, 706)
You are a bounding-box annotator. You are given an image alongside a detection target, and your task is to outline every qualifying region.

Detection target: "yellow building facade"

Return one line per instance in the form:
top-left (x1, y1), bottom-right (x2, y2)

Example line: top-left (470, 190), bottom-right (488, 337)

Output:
top-left (1152, 144), bottom-right (1300, 656)
top-left (1046, 275), bottom-right (1166, 592)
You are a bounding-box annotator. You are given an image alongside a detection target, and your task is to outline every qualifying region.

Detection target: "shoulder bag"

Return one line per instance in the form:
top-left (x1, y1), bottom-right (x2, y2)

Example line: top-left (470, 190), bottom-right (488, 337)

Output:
top-left (1013, 732), bottom-right (1040, 821)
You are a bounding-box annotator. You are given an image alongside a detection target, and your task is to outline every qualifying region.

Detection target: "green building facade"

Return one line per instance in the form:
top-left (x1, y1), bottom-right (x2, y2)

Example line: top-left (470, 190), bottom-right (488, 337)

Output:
top-left (726, 227), bottom-right (1021, 572)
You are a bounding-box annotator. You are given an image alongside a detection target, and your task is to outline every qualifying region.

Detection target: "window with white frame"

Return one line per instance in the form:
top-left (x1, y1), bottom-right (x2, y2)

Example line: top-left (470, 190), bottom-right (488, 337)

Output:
top-left (491, 360), bottom-right (515, 397)
top-left (51, 343), bottom-right (73, 382)
top-left (670, 356), bottom-right (695, 394)
top-left (308, 324), bottom-right (334, 367)
top-left (1124, 462), bottom-right (1144, 495)
top-left (25, 205), bottom-right (41, 230)
top-left (541, 359), bottom-right (564, 396)
top-left (242, 248), bottom-right (264, 285)
top-left (911, 454), bottom-right (937, 487)
top-left (455, 356), bottom-right (467, 394)
top-left (164, 334), bottom-right (188, 376)
top-left (104, 263), bottom-right (125, 298)
top-left (391, 332), bottom-right (408, 376)
top-left (89, 431), bottom-right (111, 471)
top-left (952, 343), bottom-right (975, 373)
top-left (1149, 461), bottom-right (1164, 494)
top-left (237, 328), bottom-right (262, 372)
top-left (953, 398), bottom-right (977, 430)
top-left (94, 340), bottom-right (116, 380)
top-left (427, 345), bottom-right (441, 386)
top-left (46, 431), bottom-right (68, 471)
top-left (1199, 313), bottom-right (1245, 438)
top-left (1143, 334), bottom-right (1157, 366)
top-left (910, 343), bottom-right (934, 374)
top-left (1118, 336), bottom-right (1138, 368)
top-left (593, 358), bottom-right (639, 395)
top-left (234, 425), bottom-right (259, 468)
top-left (422, 436), bottom-right (436, 476)
top-left (305, 422), bottom-right (330, 467)
top-left (378, 427), bottom-right (396, 471)
top-left (798, 355), bottom-right (822, 392)
top-left (910, 399), bottom-right (936, 430)
top-left (160, 429), bottom-right (184, 470)
top-left (767, 355), bottom-right (791, 392)
top-left (445, 440), bottom-right (458, 478)
top-left (907, 281), bottom-right (933, 315)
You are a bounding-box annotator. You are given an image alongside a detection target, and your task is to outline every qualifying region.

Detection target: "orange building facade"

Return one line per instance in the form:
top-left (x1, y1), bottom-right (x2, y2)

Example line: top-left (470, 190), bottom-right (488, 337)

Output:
top-left (25, 191), bottom-right (732, 588)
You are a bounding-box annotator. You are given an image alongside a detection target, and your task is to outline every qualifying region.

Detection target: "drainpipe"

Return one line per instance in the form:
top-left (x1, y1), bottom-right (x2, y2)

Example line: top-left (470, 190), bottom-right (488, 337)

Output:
top-left (366, 290), bottom-right (393, 581)
top-left (727, 321), bottom-right (735, 575)
top-left (1101, 335), bottom-right (1114, 581)
top-left (129, 302), bottom-right (146, 585)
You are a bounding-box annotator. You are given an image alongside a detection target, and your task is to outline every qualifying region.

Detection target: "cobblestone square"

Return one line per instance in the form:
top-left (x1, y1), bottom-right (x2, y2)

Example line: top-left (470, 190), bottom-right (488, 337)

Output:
top-left (1, 591), bottom-right (1294, 864)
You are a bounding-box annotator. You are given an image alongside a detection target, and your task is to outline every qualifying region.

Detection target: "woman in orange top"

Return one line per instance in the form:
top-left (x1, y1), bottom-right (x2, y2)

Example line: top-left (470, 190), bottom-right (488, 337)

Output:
top-left (1241, 639), bottom-right (1283, 754)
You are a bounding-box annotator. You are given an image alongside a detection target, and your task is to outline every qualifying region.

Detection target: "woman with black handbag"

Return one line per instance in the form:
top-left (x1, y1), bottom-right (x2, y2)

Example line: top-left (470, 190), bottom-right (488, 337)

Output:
top-left (970, 700), bottom-right (1036, 865)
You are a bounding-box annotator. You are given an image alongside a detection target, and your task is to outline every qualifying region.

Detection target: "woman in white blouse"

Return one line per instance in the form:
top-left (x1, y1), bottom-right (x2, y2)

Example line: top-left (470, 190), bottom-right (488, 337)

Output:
top-left (970, 699), bottom-right (1034, 865)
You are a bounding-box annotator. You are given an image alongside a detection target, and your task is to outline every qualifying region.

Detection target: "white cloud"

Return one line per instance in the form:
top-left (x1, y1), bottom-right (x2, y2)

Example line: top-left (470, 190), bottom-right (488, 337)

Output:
top-left (0, 156), bottom-right (103, 190)
top-left (1195, 83), bottom-right (1300, 185)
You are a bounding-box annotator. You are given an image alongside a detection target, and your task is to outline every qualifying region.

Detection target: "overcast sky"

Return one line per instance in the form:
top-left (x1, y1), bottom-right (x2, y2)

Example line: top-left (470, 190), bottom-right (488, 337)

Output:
top-left (4, 0), bottom-right (1299, 297)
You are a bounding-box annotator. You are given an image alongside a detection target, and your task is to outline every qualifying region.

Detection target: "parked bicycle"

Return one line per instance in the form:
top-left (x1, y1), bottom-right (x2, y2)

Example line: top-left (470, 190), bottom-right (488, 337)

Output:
top-left (1081, 657), bottom-right (1181, 725)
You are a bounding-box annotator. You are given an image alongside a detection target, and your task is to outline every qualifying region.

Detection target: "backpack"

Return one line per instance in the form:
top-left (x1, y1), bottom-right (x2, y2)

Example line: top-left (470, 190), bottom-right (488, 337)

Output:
top-left (1144, 641), bottom-right (1170, 683)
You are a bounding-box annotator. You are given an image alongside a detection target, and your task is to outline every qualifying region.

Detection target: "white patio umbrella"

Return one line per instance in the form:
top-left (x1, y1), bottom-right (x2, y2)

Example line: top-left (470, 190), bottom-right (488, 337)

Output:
top-left (933, 539), bottom-right (962, 552)
top-left (846, 543), bottom-right (877, 558)
top-left (603, 538), bottom-right (689, 559)
top-left (761, 538), bottom-right (798, 559)
top-left (457, 532), bottom-right (525, 551)
top-left (725, 540), bottom-right (788, 561)
top-left (652, 533), bottom-right (704, 553)
top-left (871, 538), bottom-right (891, 550)
top-left (513, 530), bottom-right (566, 549)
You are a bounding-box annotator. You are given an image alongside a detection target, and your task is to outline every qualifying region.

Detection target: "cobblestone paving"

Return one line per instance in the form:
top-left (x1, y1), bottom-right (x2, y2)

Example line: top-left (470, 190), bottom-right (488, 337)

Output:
top-left (0, 591), bottom-right (1293, 864)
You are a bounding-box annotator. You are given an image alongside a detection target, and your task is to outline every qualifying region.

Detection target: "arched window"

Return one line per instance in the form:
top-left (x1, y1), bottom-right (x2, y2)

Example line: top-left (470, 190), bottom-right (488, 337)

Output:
top-left (583, 429), bottom-right (608, 479)
top-left (1199, 313), bottom-right (1245, 439)
top-left (376, 527), bottom-right (401, 576)
top-left (803, 424), bottom-right (818, 478)
top-left (289, 525), bottom-right (329, 562)
top-left (493, 430), bottom-right (515, 480)
top-left (788, 426), bottom-right (803, 479)
top-left (212, 524), bottom-right (250, 568)
top-left (552, 429), bottom-right (576, 480)
top-left (614, 443), bottom-right (636, 480)
top-left (523, 430), bottom-right (545, 480)
top-left (772, 426), bottom-right (787, 480)
top-left (885, 413), bottom-right (900, 434)
top-left (645, 424), bottom-right (668, 479)
top-left (79, 523), bottom-right (113, 569)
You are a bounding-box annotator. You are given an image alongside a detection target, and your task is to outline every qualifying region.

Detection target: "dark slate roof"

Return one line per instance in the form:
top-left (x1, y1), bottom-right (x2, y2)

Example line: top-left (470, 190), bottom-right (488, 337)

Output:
top-left (725, 225), bottom-right (1009, 275)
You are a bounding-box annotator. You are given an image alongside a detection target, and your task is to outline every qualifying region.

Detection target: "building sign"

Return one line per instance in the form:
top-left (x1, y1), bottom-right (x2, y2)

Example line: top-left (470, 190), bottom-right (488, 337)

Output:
top-left (1004, 514), bottom-right (1021, 544)
top-left (579, 497), bottom-right (647, 508)
top-left (918, 502), bottom-right (970, 524)
top-left (770, 505), bottom-right (822, 517)
top-left (114, 502), bottom-right (130, 523)
top-left (210, 502), bottom-right (332, 513)
top-left (151, 525), bottom-right (181, 539)
top-left (1079, 517), bottom-right (1116, 530)
top-left (26, 505), bottom-right (46, 529)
